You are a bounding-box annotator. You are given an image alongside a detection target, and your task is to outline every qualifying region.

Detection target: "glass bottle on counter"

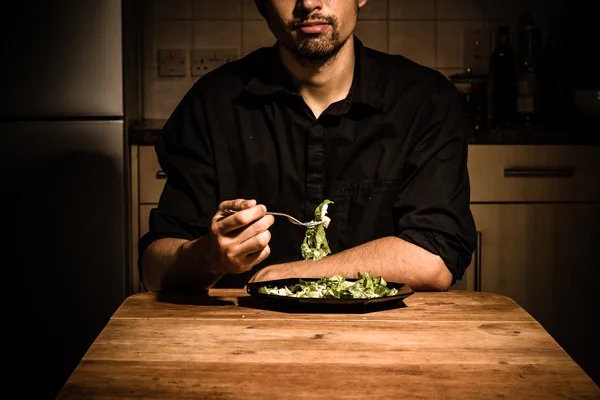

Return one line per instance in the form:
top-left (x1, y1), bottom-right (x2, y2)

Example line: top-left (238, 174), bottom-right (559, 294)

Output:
top-left (516, 14), bottom-right (541, 128)
top-left (538, 18), bottom-right (567, 127)
top-left (491, 25), bottom-right (516, 129)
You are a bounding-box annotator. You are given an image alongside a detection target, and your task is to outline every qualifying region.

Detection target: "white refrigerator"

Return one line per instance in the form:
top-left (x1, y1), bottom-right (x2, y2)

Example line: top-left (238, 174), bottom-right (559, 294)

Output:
top-left (0, 1), bottom-right (130, 398)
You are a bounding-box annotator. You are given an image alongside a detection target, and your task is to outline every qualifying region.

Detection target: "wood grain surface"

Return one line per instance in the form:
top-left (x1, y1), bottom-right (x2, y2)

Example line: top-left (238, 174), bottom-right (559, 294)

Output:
top-left (57, 290), bottom-right (600, 399)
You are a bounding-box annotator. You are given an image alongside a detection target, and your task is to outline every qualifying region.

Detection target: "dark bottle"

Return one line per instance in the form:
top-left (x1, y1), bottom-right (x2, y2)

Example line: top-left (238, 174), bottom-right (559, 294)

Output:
top-left (516, 14), bottom-right (541, 128)
top-left (491, 26), bottom-right (516, 129)
top-left (538, 18), bottom-right (567, 127)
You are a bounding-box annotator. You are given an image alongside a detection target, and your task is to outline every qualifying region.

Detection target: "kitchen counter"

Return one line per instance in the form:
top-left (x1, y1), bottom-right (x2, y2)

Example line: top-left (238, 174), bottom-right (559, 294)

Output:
top-left (129, 119), bottom-right (166, 145)
top-left (468, 124), bottom-right (599, 145)
top-left (129, 119), bottom-right (599, 146)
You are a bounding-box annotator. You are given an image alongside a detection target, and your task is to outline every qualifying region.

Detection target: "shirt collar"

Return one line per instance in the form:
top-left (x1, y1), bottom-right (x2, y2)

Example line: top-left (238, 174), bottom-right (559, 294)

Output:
top-left (243, 37), bottom-right (384, 112)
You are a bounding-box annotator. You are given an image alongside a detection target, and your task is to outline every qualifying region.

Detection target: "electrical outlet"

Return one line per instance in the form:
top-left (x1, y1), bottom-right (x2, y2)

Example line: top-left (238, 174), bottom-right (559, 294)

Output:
top-left (463, 28), bottom-right (491, 75)
top-left (158, 49), bottom-right (187, 77)
top-left (191, 48), bottom-right (239, 77)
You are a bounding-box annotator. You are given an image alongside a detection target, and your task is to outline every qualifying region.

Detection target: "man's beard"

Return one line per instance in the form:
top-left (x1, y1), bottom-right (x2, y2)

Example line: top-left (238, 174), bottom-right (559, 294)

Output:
top-left (283, 14), bottom-right (348, 61)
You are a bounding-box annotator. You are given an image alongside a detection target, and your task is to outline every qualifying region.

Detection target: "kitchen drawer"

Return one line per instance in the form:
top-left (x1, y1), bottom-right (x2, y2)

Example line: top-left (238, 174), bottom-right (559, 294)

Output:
top-left (139, 146), bottom-right (166, 203)
top-left (139, 204), bottom-right (155, 237)
top-left (468, 145), bottom-right (600, 202)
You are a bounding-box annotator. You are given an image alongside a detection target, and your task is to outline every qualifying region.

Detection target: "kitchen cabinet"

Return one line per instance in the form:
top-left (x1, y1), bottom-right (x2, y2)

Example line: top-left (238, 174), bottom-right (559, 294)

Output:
top-left (470, 204), bottom-right (599, 374)
top-left (130, 145), bottom-right (165, 293)
top-left (467, 145), bottom-right (600, 202)
top-left (139, 204), bottom-right (153, 239)
top-left (459, 145), bottom-right (600, 385)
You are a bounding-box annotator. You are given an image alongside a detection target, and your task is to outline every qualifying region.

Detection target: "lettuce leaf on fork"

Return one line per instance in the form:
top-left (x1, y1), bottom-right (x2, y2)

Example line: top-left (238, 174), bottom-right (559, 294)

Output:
top-left (300, 199), bottom-right (334, 261)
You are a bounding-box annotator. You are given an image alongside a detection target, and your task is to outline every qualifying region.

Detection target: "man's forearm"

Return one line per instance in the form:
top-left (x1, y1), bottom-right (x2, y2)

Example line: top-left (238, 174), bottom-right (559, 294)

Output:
top-left (253, 236), bottom-right (452, 291)
top-left (141, 236), bottom-right (225, 292)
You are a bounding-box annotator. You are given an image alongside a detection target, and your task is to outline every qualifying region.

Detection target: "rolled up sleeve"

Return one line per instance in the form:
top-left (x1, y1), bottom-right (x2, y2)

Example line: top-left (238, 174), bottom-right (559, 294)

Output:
top-left (396, 76), bottom-right (477, 284)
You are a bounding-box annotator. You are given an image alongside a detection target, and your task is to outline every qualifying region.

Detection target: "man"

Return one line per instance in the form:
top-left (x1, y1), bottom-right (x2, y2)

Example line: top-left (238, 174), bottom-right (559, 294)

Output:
top-left (138, 0), bottom-right (477, 293)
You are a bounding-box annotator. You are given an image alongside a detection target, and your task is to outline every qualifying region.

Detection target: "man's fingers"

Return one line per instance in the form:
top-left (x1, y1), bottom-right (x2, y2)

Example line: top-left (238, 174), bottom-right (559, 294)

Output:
top-left (218, 198), bottom-right (256, 213)
top-left (235, 215), bottom-right (275, 244)
top-left (236, 229), bottom-right (272, 256)
top-left (220, 232), bottom-right (272, 273)
top-left (217, 204), bottom-right (267, 234)
top-left (210, 198), bottom-right (272, 275)
top-left (245, 244), bottom-right (271, 270)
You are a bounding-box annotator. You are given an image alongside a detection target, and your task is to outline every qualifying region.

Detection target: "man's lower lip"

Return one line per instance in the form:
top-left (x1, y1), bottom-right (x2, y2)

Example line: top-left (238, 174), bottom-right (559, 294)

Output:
top-left (299, 24), bottom-right (330, 34)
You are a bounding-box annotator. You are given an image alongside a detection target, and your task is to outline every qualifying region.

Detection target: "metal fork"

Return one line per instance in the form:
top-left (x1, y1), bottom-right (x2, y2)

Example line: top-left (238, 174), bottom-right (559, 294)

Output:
top-left (223, 209), bottom-right (323, 227)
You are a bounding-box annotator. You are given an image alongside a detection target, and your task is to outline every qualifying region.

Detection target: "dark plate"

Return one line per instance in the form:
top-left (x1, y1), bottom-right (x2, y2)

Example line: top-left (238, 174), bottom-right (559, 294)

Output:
top-left (246, 278), bottom-right (414, 307)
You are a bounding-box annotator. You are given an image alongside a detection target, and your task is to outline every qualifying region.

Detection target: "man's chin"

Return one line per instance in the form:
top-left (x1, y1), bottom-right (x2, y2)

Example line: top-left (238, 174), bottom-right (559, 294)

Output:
top-left (293, 41), bottom-right (340, 60)
top-left (298, 51), bottom-right (336, 61)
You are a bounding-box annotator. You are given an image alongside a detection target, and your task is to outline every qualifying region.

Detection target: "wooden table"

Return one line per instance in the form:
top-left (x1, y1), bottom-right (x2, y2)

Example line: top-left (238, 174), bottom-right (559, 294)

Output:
top-left (57, 289), bottom-right (599, 399)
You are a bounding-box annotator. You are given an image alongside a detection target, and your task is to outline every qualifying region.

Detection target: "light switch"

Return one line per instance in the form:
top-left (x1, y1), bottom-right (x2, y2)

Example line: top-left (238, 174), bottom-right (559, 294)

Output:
top-left (158, 49), bottom-right (187, 77)
top-left (463, 28), bottom-right (491, 75)
top-left (191, 48), bottom-right (239, 77)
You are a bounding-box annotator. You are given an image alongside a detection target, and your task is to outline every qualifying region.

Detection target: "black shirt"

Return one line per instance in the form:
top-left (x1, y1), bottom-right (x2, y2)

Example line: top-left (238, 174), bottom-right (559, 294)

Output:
top-left (139, 37), bottom-right (477, 288)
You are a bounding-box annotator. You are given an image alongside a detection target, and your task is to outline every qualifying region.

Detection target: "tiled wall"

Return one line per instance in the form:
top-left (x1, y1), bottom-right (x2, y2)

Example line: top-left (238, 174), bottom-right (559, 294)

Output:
top-left (142, 0), bottom-right (562, 120)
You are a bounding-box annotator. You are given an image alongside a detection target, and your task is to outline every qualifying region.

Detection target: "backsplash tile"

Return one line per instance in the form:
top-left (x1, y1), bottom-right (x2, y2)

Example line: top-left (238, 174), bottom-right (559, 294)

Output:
top-left (390, 0), bottom-right (436, 20)
top-left (389, 21), bottom-right (436, 68)
top-left (192, 0), bottom-right (242, 20)
top-left (358, 0), bottom-right (388, 20)
top-left (144, 21), bottom-right (193, 70)
top-left (481, 0), bottom-right (521, 22)
top-left (437, 20), bottom-right (482, 68)
top-left (242, 0), bottom-right (263, 20)
top-left (143, 72), bottom-right (196, 120)
top-left (153, 0), bottom-right (193, 20)
top-left (242, 21), bottom-right (276, 56)
top-left (142, 0), bottom-right (558, 119)
top-left (355, 21), bottom-right (388, 53)
top-left (437, 0), bottom-right (484, 20)
top-left (193, 21), bottom-right (242, 48)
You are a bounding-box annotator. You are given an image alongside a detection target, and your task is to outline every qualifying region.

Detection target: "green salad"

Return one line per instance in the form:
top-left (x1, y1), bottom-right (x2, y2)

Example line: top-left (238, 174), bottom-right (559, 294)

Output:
top-left (257, 272), bottom-right (399, 299)
top-left (300, 199), bottom-right (333, 261)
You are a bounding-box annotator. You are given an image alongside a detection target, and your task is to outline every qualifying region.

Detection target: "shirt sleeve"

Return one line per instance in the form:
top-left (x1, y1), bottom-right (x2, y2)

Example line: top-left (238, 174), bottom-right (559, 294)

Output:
top-left (395, 74), bottom-right (477, 284)
top-left (137, 83), bottom-right (218, 279)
